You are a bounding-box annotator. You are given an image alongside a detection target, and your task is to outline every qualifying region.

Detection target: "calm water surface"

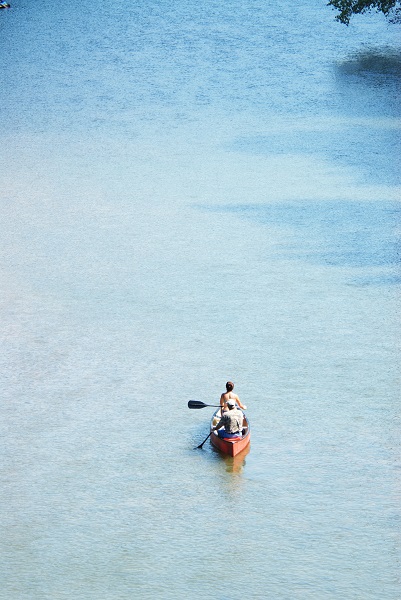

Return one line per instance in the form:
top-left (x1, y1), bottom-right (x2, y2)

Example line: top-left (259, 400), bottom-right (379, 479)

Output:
top-left (0, 1), bottom-right (400, 598)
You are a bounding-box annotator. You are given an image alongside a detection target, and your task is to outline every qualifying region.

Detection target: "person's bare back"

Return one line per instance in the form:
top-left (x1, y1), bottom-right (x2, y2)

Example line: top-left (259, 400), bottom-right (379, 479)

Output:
top-left (220, 381), bottom-right (247, 411)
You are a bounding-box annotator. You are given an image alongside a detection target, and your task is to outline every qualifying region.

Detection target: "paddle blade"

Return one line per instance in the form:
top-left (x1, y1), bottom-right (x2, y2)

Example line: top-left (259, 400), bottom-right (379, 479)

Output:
top-left (188, 400), bottom-right (207, 409)
top-left (188, 400), bottom-right (220, 409)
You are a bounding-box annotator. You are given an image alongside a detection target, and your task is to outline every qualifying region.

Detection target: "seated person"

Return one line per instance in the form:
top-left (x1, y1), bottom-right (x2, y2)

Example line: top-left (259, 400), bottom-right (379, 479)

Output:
top-left (220, 381), bottom-right (247, 412)
top-left (212, 399), bottom-right (244, 438)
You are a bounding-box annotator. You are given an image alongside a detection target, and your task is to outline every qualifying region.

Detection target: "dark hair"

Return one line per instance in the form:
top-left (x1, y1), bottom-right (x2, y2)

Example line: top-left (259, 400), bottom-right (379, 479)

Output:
top-left (226, 381), bottom-right (234, 392)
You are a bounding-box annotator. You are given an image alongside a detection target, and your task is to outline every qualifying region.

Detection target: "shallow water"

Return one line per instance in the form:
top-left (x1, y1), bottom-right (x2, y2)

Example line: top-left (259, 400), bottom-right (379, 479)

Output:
top-left (0, 1), bottom-right (400, 598)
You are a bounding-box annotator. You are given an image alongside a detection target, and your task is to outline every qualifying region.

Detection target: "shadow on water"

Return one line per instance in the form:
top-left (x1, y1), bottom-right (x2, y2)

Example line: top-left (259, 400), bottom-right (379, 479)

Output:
top-left (230, 125), bottom-right (400, 186)
top-left (333, 47), bottom-right (401, 121)
top-left (229, 42), bottom-right (401, 185)
top-left (198, 201), bottom-right (401, 285)
top-left (337, 49), bottom-right (401, 78)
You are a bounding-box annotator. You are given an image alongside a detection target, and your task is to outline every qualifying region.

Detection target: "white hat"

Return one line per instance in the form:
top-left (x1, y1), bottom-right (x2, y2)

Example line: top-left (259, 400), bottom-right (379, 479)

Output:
top-left (227, 399), bottom-right (236, 408)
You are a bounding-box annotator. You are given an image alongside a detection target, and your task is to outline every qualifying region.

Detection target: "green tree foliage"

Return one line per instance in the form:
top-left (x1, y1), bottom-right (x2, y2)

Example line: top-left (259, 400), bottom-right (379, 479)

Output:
top-left (328, 0), bottom-right (401, 24)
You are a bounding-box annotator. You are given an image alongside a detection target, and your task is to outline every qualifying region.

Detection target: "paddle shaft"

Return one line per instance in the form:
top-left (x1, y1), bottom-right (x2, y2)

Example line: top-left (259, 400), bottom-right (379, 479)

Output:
top-left (196, 431), bottom-right (213, 449)
top-left (189, 400), bottom-right (220, 448)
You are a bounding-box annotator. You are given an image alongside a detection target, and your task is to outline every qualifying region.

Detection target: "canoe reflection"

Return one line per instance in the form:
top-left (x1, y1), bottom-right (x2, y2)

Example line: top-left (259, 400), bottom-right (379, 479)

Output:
top-left (213, 443), bottom-right (250, 473)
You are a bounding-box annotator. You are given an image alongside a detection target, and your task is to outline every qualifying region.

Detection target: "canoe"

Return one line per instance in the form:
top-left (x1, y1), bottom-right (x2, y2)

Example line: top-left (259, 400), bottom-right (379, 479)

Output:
top-left (210, 408), bottom-right (250, 457)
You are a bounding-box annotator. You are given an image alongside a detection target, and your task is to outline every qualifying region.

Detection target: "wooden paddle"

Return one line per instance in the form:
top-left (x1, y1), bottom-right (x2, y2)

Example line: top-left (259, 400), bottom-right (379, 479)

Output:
top-left (188, 400), bottom-right (220, 409)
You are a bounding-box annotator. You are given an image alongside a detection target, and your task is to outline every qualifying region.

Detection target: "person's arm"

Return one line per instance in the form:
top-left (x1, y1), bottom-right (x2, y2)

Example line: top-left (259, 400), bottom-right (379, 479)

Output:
top-left (212, 416), bottom-right (225, 431)
top-left (236, 395), bottom-right (247, 410)
top-left (220, 394), bottom-right (227, 412)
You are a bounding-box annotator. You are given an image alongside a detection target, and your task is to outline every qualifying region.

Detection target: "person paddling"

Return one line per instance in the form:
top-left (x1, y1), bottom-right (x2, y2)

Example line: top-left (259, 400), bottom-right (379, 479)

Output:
top-left (213, 399), bottom-right (244, 438)
top-left (220, 381), bottom-right (247, 412)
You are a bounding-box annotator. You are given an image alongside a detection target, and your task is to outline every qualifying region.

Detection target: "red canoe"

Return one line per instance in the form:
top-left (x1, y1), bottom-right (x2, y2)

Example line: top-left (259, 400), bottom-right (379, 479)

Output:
top-left (210, 408), bottom-right (251, 457)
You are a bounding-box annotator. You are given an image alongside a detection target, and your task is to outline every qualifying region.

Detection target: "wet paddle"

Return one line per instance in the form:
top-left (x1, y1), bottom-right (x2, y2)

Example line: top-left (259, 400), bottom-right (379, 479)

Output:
top-left (188, 400), bottom-right (220, 409)
top-left (195, 431), bottom-right (213, 449)
top-left (188, 400), bottom-right (220, 448)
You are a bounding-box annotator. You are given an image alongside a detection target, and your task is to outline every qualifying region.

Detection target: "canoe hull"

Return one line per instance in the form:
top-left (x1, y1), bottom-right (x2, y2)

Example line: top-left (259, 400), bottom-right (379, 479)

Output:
top-left (210, 409), bottom-right (251, 457)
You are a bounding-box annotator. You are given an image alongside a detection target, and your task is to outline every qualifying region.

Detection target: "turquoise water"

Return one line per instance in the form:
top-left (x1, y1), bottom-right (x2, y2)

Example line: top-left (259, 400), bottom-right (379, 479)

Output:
top-left (0, 1), bottom-right (400, 598)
